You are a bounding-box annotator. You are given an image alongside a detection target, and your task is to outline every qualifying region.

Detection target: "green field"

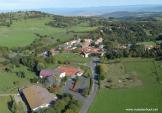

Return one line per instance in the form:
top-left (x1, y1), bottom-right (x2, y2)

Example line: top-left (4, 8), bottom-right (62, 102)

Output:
top-left (0, 96), bottom-right (26, 113)
top-left (70, 24), bottom-right (98, 33)
top-left (0, 96), bottom-right (11, 113)
top-left (89, 59), bottom-right (162, 113)
top-left (0, 17), bottom-right (65, 48)
top-left (137, 41), bottom-right (156, 46)
top-left (0, 17), bottom-right (97, 48)
top-left (54, 53), bottom-right (91, 64)
top-left (137, 41), bottom-right (162, 46)
top-left (0, 66), bottom-right (36, 93)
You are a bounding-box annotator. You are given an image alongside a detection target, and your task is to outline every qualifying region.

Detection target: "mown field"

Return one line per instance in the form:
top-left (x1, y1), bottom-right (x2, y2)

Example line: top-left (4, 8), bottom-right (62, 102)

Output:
top-left (88, 58), bottom-right (162, 113)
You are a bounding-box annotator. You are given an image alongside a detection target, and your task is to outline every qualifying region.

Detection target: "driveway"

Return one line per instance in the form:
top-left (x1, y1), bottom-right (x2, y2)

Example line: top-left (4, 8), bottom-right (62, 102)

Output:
top-left (63, 78), bottom-right (85, 101)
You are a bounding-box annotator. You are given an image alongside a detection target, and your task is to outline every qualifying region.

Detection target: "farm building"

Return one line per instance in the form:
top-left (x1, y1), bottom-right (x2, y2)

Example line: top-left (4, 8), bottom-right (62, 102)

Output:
top-left (80, 47), bottom-right (104, 58)
top-left (20, 85), bottom-right (57, 111)
top-left (56, 66), bottom-right (84, 78)
top-left (40, 69), bottom-right (54, 78)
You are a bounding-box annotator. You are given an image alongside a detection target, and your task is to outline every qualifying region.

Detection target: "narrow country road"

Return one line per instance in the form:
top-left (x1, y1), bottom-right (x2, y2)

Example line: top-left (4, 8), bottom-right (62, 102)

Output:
top-left (79, 57), bottom-right (100, 113)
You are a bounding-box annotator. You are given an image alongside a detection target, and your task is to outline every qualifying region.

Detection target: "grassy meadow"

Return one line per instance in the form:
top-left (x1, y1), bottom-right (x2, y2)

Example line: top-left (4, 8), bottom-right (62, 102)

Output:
top-left (54, 53), bottom-right (91, 64)
top-left (88, 58), bottom-right (162, 113)
top-left (0, 17), bottom-right (97, 48)
top-left (0, 96), bottom-right (12, 113)
top-left (0, 17), bottom-right (64, 48)
top-left (0, 66), bottom-right (36, 93)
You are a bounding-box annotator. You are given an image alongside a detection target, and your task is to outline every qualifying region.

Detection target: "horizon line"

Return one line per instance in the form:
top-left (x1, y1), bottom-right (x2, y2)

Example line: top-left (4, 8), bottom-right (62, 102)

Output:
top-left (0, 4), bottom-right (162, 11)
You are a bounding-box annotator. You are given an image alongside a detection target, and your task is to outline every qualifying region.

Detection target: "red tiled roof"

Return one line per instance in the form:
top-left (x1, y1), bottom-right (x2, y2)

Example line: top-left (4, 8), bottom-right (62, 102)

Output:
top-left (57, 66), bottom-right (79, 76)
top-left (40, 70), bottom-right (53, 78)
top-left (82, 47), bottom-right (101, 53)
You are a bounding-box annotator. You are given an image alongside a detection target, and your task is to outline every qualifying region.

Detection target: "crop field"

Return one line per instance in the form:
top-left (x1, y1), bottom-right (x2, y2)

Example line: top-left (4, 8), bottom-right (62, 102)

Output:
top-left (88, 58), bottom-right (162, 113)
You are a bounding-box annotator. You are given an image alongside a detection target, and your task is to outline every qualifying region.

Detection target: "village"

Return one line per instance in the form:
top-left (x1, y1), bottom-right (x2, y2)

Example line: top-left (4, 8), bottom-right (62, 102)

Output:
top-left (39, 37), bottom-right (105, 58)
top-left (0, 11), bottom-right (162, 113)
top-left (10, 37), bottom-right (105, 112)
top-left (11, 35), bottom-right (162, 112)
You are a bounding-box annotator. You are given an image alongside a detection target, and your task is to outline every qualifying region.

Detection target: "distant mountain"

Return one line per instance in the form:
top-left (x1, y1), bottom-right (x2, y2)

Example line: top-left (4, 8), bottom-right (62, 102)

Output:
top-left (101, 12), bottom-right (162, 18)
top-left (38, 5), bottom-right (162, 16)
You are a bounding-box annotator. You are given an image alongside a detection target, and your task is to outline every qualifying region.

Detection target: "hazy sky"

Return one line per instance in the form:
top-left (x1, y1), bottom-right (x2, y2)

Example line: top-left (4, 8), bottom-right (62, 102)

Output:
top-left (0, 0), bottom-right (162, 10)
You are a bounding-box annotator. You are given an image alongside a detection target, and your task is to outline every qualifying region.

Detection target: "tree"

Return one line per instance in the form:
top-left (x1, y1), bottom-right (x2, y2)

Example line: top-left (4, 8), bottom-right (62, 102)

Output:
top-left (160, 42), bottom-right (162, 50)
top-left (62, 76), bottom-right (68, 83)
top-left (64, 109), bottom-right (75, 113)
top-left (123, 49), bottom-right (129, 57)
top-left (100, 75), bottom-right (105, 80)
top-left (56, 39), bottom-right (61, 42)
top-left (8, 96), bottom-right (16, 113)
top-left (16, 71), bottom-right (25, 78)
top-left (78, 88), bottom-right (89, 97)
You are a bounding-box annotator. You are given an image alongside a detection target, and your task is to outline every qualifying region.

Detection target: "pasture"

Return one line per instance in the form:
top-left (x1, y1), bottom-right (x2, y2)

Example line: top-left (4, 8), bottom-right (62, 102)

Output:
top-left (0, 17), bottom-right (97, 48)
top-left (0, 17), bottom-right (64, 48)
top-left (88, 58), bottom-right (162, 113)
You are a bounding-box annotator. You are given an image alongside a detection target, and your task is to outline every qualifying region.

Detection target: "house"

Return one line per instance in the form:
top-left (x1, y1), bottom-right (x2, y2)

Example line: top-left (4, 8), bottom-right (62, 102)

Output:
top-left (20, 85), bottom-right (57, 111)
top-left (99, 44), bottom-right (105, 49)
top-left (81, 47), bottom-right (104, 58)
top-left (95, 37), bottom-right (103, 45)
top-left (50, 48), bottom-right (59, 56)
top-left (144, 45), bottom-right (154, 50)
top-left (82, 39), bottom-right (92, 48)
top-left (127, 44), bottom-right (133, 49)
top-left (40, 69), bottom-right (54, 78)
top-left (64, 48), bottom-right (72, 53)
top-left (40, 69), bottom-right (62, 86)
top-left (56, 66), bottom-right (84, 78)
top-left (38, 51), bottom-right (49, 57)
top-left (65, 39), bottom-right (81, 47)
top-left (117, 44), bottom-right (127, 49)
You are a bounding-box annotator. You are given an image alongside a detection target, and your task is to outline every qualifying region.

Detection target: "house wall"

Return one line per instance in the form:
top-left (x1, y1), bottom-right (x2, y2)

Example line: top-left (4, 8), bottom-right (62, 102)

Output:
top-left (33, 103), bottom-right (50, 111)
top-left (76, 72), bottom-right (83, 76)
top-left (60, 72), bottom-right (66, 78)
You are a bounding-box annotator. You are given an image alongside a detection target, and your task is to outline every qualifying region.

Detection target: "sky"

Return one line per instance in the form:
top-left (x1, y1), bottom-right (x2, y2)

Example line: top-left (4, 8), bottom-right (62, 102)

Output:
top-left (0, 0), bottom-right (162, 10)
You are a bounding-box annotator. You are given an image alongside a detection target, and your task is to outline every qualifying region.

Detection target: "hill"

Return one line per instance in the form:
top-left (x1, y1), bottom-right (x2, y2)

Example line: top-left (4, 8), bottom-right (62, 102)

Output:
top-left (101, 12), bottom-right (162, 18)
top-left (0, 11), bottom-right (98, 48)
top-left (38, 5), bottom-right (162, 16)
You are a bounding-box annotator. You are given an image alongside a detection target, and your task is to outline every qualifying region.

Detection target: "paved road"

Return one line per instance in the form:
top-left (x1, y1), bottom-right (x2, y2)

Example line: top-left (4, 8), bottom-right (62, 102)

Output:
top-left (79, 57), bottom-right (100, 113)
